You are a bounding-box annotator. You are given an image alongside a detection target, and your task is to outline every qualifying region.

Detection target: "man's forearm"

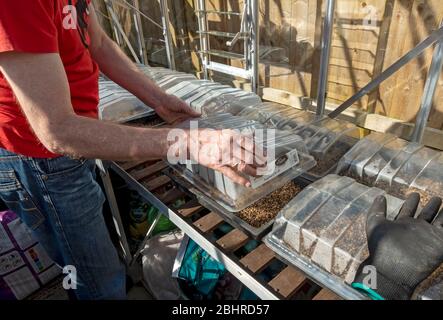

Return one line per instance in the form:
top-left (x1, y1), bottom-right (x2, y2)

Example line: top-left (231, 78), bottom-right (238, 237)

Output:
top-left (49, 114), bottom-right (171, 161)
top-left (91, 35), bottom-right (168, 110)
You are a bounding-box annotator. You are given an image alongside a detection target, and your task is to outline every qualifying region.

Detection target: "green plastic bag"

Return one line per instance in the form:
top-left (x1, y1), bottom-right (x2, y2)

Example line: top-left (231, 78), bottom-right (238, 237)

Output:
top-left (129, 192), bottom-right (182, 239)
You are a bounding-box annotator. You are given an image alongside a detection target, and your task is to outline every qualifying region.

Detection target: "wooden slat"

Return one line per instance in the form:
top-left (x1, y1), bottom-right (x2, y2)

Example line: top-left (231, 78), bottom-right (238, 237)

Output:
top-left (313, 288), bottom-right (342, 301)
top-left (177, 199), bottom-right (203, 218)
top-left (240, 244), bottom-right (275, 274)
top-left (120, 159), bottom-right (152, 171)
top-left (194, 212), bottom-right (224, 234)
top-left (158, 188), bottom-right (185, 205)
top-left (131, 161), bottom-right (168, 181)
top-left (143, 175), bottom-right (171, 191)
top-left (216, 229), bottom-right (249, 253)
top-left (262, 88), bottom-right (443, 151)
top-left (268, 266), bottom-right (307, 299)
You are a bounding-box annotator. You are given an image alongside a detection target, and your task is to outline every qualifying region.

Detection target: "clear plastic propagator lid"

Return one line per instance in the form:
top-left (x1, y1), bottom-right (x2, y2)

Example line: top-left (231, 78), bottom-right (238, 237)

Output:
top-left (415, 267), bottom-right (443, 300)
top-left (99, 97), bottom-right (154, 123)
top-left (238, 102), bottom-right (296, 124)
top-left (200, 91), bottom-right (262, 117)
top-left (155, 74), bottom-right (197, 90)
top-left (264, 174), bottom-right (404, 297)
top-left (336, 132), bottom-right (443, 204)
top-left (294, 117), bottom-right (361, 179)
top-left (166, 80), bottom-right (215, 98)
top-left (98, 80), bottom-right (154, 123)
top-left (170, 117), bottom-right (316, 211)
top-left (237, 104), bottom-right (361, 178)
top-left (190, 87), bottom-right (244, 113)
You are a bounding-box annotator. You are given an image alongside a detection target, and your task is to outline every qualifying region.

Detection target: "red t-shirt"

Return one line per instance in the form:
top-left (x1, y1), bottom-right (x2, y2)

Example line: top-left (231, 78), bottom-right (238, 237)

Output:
top-left (0, 0), bottom-right (99, 158)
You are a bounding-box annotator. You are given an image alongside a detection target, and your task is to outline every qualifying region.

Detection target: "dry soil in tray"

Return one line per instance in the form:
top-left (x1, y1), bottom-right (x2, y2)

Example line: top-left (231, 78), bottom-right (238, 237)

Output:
top-left (237, 182), bottom-right (302, 228)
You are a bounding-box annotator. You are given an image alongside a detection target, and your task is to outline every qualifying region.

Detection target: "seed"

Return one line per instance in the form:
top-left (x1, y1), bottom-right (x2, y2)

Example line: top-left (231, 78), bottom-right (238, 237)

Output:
top-left (237, 182), bottom-right (302, 228)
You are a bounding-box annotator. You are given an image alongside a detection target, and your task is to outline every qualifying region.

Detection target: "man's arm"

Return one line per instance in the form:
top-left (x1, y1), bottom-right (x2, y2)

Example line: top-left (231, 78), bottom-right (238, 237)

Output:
top-left (0, 52), bottom-right (170, 161)
top-left (0, 51), bottom-right (258, 185)
top-left (87, 5), bottom-right (199, 124)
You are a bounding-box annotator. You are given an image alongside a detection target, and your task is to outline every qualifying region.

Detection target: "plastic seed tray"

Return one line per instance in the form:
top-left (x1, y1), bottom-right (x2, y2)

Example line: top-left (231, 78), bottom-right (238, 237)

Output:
top-left (264, 174), bottom-right (404, 291)
top-left (238, 102), bottom-right (297, 124)
top-left (200, 91), bottom-right (262, 117)
top-left (336, 132), bottom-right (443, 204)
top-left (156, 74), bottom-right (198, 90)
top-left (171, 115), bottom-right (316, 212)
top-left (238, 103), bottom-right (361, 179)
top-left (98, 79), bottom-right (154, 123)
top-left (136, 64), bottom-right (262, 117)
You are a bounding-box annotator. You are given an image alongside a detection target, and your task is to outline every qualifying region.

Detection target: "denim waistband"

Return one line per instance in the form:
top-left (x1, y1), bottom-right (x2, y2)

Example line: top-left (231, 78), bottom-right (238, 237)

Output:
top-left (0, 148), bottom-right (34, 161)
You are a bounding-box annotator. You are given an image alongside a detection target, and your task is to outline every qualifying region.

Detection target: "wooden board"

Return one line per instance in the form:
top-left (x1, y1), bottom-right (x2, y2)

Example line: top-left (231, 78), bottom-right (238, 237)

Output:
top-left (142, 175), bottom-right (171, 191)
top-left (268, 266), bottom-right (307, 299)
top-left (96, 0), bottom-right (443, 130)
top-left (120, 159), bottom-right (151, 171)
top-left (216, 229), bottom-right (249, 253)
top-left (177, 199), bottom-right (204, 218)
top-left (131, 161), bottom-right (168, 181)
top-left (313, 288), bottom-right (342, 300)
top-left (194, 212), bottom-right (224, 234)
top-left (158, 188), bottom-right (185, 205)
top-left (240, 244), bottom-right (275, 274)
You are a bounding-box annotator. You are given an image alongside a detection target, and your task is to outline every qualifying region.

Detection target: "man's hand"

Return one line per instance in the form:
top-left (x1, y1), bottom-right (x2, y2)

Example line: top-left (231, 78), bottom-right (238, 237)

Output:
top-left (353, 193), bottom-right (443, 300)
top-left (155, 94), bottom-right (200, 125)
top-left (171, 128), bottom-right (266, 187)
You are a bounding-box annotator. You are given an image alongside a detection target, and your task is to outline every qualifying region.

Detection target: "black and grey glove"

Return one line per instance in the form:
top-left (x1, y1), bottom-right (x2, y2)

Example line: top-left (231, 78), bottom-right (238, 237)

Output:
top-left (352, 193), bottom-right (443, 300)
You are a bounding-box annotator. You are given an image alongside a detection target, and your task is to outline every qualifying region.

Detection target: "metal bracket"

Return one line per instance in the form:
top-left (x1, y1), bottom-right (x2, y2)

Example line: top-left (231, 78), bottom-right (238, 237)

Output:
top-left (226, 4), bottom-right (248, 47)
top-left (316, 0), bottom-right (336, 117)
top-left (411, 21), bottom-right (443, 143)
top-left (105, 0), bottom-right (141, 63)
top-left (159, 0), bottom-right (176, 70)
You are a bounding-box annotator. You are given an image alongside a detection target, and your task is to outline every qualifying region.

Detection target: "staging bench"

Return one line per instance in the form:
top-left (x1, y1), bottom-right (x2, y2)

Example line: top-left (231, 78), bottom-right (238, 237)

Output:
top-left (98, 156), bottom-right (362, 300)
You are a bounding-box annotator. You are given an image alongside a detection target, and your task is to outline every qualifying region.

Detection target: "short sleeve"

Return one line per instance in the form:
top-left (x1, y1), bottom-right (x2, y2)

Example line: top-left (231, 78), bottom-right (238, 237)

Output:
top-left (0, 0), bottom-right (58, 53)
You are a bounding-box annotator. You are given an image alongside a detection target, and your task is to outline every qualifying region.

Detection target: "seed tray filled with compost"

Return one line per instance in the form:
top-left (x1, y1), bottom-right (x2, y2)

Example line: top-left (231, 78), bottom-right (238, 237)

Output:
top-left (264, 174), bottom-right (404, 294)
top-left (415, 264), bottom-right (443, 300)
top-left (336, 132), bottom-right (443, 205)
top-left (169, 166), bottom-right (304, 239)
top-left (169, 116), bottom-right (316, 212)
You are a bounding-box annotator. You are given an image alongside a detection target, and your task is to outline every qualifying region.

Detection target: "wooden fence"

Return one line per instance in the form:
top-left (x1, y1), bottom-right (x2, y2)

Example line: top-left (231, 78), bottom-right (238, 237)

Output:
top-left (92, 0), bottom-right (443, 132)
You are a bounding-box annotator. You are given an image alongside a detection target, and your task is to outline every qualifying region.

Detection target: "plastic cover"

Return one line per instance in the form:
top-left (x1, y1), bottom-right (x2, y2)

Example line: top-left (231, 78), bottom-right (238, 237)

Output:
top-left (98, 79), bottom-right (154, 123)
top-left (265, 174), bottom-right (404, 293)
top-left (238, 103), bottom-right (361, 178)
top-left (336, 133), bottom-right (443, 204)
top-left (136, 64), bottom-right (262, 117)
top-left (171, 115), bottom-right (316, 212)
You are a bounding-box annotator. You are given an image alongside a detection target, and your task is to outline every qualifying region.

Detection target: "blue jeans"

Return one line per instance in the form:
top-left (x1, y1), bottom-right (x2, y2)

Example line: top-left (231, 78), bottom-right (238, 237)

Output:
top-left (0, 148), bottom-right (125, 300)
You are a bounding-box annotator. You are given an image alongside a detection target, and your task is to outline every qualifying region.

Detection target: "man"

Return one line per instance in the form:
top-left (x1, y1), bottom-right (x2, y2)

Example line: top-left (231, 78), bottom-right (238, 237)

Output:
top-left (0, 0), bottom-right (259, 299)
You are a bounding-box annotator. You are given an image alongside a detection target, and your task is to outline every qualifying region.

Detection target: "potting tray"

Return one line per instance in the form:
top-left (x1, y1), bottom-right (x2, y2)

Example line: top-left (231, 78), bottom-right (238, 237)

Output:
top-left (98, 80), bottom-right (155, 123)
top-left (336, 132), bottom-right (443, 204)
top-left (200, 91), bottom-right (262, 117)
top-left (170, 116), bottom-right (316, 212)
top-left (238, 103), bottom-right (361, 179)
top-left (264, 174), bottom-right (404, 288)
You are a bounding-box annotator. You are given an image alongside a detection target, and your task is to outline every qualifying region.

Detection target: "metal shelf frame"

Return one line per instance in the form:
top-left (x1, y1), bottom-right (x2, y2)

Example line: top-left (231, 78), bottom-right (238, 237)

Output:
top-left (97, 158), bottom-right (352, 301)
top-left (100, 160), bottom-right (281, 300)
